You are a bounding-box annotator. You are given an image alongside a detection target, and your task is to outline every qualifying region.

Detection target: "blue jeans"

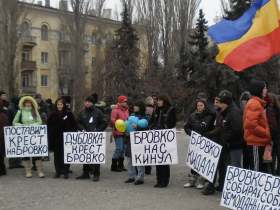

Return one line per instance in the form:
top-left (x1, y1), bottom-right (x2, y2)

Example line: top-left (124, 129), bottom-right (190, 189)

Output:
top-left (112, 136), bottom-right (125, 159)
top-left (127, 157), bottom-right (144, 181)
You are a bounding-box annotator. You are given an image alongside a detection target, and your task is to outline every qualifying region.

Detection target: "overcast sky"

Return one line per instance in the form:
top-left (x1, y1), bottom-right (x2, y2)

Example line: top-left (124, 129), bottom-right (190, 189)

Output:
top-left (48, 0), bottom-right (222, 25)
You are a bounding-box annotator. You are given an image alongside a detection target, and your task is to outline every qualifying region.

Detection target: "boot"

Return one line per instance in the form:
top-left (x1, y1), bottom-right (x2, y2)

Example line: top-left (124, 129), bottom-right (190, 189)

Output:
top-left (23, 160), bottom-right (32, 178)
top-left (202, 183), bottom-right (215, 195)
top-left (196, 176), bottom-right (205, 189)
top-left (35, 160), bottom-right (45, 178)
top-left (118, 157), bottom-right (127, 171)
top-left (76, 173), bottom-right (90, 179)
top-left (111, 159), bottom-right (121, 172)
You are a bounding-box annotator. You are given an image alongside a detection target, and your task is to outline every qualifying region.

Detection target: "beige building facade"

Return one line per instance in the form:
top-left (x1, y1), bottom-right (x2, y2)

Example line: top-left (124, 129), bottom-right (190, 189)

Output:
top-left (16, 2), bottom-right (146, 101)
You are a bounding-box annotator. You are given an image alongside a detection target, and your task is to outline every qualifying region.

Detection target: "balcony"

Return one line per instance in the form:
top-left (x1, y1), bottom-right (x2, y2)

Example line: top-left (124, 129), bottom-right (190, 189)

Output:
top-left (21, 61), bottom-right (37, 71)
top-left (22, 86), bottom-right (37, 94)
top-left (21, 36), bottom-right (37, 47)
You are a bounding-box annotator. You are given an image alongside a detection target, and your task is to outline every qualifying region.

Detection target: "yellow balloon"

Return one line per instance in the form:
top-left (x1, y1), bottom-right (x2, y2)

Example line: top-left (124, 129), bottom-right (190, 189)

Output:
top-left (115, 119), bottom-right (126, 133)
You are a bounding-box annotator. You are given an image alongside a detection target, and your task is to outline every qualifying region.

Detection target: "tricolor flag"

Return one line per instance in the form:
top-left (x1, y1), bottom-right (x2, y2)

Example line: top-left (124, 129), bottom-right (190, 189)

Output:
top-left (208, 0), bottom-right (280, 72)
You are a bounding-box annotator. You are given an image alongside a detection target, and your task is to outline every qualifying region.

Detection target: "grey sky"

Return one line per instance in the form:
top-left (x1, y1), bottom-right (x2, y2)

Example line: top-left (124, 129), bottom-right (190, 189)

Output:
top-left (48, 0), bottom-right (221, 25)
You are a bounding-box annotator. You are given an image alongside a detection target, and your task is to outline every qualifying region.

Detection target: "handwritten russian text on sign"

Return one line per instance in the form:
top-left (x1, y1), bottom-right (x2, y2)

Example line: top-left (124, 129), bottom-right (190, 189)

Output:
top-left (186, 131), bottom-right (222, 182)
top-left (64, 132), bottom-right (106, 164)
top-left (221, 166), bottom-right (280, 210)
top-left (130, 129), bottom-right (178, 166)
top-left (4, 125), bottom-right (48, 158)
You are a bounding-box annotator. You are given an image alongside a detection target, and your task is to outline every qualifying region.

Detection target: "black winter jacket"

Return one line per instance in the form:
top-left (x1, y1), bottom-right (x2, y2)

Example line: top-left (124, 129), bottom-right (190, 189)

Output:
top-left (219, 103), bottom-right (243, 150)
top-left (47, 111), bottom-right (78, 151)
top-left (154, 106), bottom-right (176, 129)
top-left (78, 106), bottom-right (107, 132)
top-left (184, 110), bottom-right (215, 137)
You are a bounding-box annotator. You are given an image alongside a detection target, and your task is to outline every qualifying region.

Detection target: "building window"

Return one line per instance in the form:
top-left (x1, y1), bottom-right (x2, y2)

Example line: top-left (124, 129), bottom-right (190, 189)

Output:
top-left (91, 32), bottom-right (96, 45)
top-left (21, 21), bottom-right (31, 37)
top-left (22, 72), bottom-right (33, 87)
top-left (22, 49), bottom-right (31, 62)
top-left (41, 52), bottom-right (48, 64)
top-left (41, 75), bottom-right (48, 87)
top-left (41, 25), bottom-right (48, 41)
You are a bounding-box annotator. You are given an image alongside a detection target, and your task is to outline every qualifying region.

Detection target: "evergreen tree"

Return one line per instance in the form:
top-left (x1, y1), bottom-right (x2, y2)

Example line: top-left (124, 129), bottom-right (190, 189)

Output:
top-left (223, 0), bottom-right (251, 20)
top-left (104, 2), bottom-right (140, 100)
top-left (189, 9), bottom-right (209, 61)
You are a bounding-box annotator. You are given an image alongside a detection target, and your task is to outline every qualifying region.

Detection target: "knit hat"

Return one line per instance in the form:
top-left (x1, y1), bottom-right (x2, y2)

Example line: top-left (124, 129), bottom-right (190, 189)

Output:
top-left (118, 95), bottom-right (127, 103)
top-left (85, 96), bottom-right (95, 104)
top-left (217, 90), bottom-right (233, 105)
top-left (249, 79), bottom-right (266, 98)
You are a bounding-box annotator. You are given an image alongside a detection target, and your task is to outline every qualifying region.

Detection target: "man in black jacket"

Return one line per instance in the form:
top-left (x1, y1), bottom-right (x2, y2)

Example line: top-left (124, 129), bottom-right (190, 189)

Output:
top-left (76, 96), bottom-right (107, 182)
top-left (216, 90), bottom-right (243, 191)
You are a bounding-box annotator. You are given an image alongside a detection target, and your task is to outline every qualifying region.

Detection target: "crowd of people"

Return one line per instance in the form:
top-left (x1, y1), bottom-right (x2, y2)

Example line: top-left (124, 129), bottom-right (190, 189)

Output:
top-left (0, 78), bottom-right (279, 195)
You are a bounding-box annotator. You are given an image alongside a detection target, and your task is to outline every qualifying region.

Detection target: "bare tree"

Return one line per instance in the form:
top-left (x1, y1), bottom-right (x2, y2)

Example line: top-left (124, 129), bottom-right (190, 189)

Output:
top-left (60, 0), bottom-right (92, 112)
top-left (135, 0), bottom-right (161, 74)
top-left (135, 0), bottom-right (201, 74)
top-left (90, 0), bottom-right (106, 17)
top-left (0, 0), bottom-right (28, 96)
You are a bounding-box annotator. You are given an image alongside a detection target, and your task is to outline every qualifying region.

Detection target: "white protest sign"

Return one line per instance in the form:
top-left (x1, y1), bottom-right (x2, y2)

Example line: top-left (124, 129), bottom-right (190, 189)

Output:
top-left (64, 132), bottom-right (106, 164)
top-left (186, 131), bottom-right (222, 183)
top-left (4, 125), bottom-right (48, 158)
top-left (221, 166), bottom-right (280, 210)
top-left (130, 129), bottom-right (178, 166)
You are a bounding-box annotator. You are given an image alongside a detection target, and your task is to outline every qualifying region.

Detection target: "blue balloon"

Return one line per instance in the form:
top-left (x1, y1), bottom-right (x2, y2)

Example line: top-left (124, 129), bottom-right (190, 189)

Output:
top-left (125, 120), bottom-right (136, 133)
top-left (128, 116), bottom-right (139, 124)
top-left (137, 119), bottom-right (149, 129)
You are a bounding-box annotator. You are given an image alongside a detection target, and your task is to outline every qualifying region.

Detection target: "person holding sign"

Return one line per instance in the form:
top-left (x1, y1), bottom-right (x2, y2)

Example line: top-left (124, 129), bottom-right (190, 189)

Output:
top-left (47, 98), bottom-right (78, 179)
top-left (0, 98), bottom-right (9, 176)
top-left (76, 96), bottom-right (107, 181)
top-left (154, 95), bottom-right (176, 188)
top-left (110, 96), bottom-right (129, 172)
top-left (125, 101), bottom-right (149, 185)
top-left (183, 99), bottom-right (215, 189)
top-left (215, 90), bottom-right (243, 191)
top-left (12, 96), bottom-right (44, 178)
top-left (243, 79), bottom-right (271, 173)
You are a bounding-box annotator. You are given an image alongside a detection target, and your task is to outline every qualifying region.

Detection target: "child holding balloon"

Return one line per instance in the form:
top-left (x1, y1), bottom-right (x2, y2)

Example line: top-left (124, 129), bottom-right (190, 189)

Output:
top-left (125, 101), bottom-right (149, 185)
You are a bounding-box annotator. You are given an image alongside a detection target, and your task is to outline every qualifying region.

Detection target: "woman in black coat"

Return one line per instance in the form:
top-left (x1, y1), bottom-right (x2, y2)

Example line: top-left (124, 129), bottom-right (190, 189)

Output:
top-left (154, 95), bottom-right (176, 188)
top-left (47, 98), bottom-right (78, 179)
top-left (184, 99), bottom-right (215, 189)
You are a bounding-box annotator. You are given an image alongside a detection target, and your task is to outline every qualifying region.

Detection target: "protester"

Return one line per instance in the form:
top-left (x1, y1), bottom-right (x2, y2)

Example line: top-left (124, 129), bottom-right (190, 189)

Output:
top-left (47, 98), bottom-right (78, 179)
top-left (243, 79), bottom-right (271, 173)
top-left (13, 96), bottom-right (44, 178)
top-left (35, 94), bottom-right (49, 123)
top-left (45, 98), bottom-right (55, 114)
top-left (215, 90), bottom-right (243, 191)
top-left (272, 94), bottom-right (280, 175)
top-left (110, 96), bottom-right (129, 172)
top-left (202, 97), bottom-right (223, 195)
top-left (0, 98), bottom-right (10, 176)
top-left (239, 91), bottom-right (252, 170)
top-left (239, 91), bottom-right (251, 112)
top-left (125, 101), bottom-right (149, 185)
top-left (144, 96), bottom-right (156, 175)
top-left (154, 95), bottom-right (176, 188)
top-left (264, 92), bottom-right (279, 174)
top-left (76, 96), bottom-right (107, 181)
top-left (2, 95), bottom-right (24, 169)
top-left (184, 99), bottom-right (215, 189)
